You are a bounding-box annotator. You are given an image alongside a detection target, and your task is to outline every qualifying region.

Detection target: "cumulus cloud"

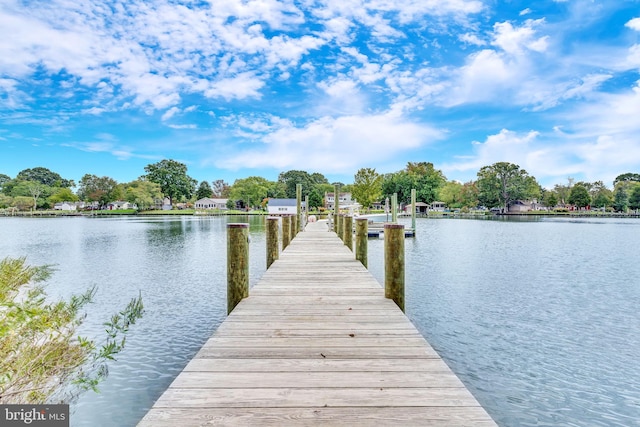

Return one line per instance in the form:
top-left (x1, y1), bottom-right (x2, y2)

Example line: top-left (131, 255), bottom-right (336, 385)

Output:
top-left (214, 112), bottom-right (443, 172)
top-left (626, 17), bottom-right (640, 31)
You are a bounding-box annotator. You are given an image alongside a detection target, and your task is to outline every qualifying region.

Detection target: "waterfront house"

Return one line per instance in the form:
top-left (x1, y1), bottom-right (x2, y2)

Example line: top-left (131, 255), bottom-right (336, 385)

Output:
top-left (53, 202), bottom-right (77, 211)
top-left (430, 201), bottom-right (447, 212)
top-left (267, 199), bottom-right (305, 215)
top-left (107, 201), bottom-right (137, 210)
top-left (195, 198), bottom-right (229, 210)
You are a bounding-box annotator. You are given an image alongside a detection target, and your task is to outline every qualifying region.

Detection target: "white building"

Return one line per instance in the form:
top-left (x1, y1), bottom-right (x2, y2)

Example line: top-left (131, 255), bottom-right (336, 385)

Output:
top-left (195, 198), bottom-right (229, 210)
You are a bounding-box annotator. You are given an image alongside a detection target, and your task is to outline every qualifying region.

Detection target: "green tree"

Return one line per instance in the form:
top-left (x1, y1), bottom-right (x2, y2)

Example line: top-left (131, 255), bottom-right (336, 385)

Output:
top-left (48, 187), bottom-right (80, 205)
top-left (613, 186), bottom-right (629, 212)
top-left (16, 167), bottom-right (74, 188)
top-left (143, 160), bottom-right (197, 205)
top-left (544, 192), bottom-right (559, 209)
top-left (382, 162), bottom-right (446, 204)
top-left (78, 175), bottom-right (119, 207)
top-left (589, 181), bottom-right (613, 209)
top-left (229, 176), bottom-right (272, 209)
top-left (628, 185), bottom-right (640, 211)
top-left (460, 181), bottom-right (479, 208)
top-left (438, 181), bottom-right (464, 208)
top-left (0, 257), bottom-right (143, 403)
top-left (351, 168), bottom-right (383, 211)
top-left (196, 181), bottom-right (213, 200)
top-left (613, 173), bottom-right (640, 186)
top-left (0, 174), bottom-right (10, 192)
top-left (476, 162), bottom-right (538, 212)
top-left (568, 184), bottom-right (591, 209)
top-left (278, 170), bottom-right (329, 199)
top-left (123, 180), bottom-right (163, 211)
top-left (10, 180), bottom-right (52, 210)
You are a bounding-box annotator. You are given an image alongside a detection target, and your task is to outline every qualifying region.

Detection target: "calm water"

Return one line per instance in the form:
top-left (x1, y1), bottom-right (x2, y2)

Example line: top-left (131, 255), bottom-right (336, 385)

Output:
top-left (1, 216), bottom-right (639, 426)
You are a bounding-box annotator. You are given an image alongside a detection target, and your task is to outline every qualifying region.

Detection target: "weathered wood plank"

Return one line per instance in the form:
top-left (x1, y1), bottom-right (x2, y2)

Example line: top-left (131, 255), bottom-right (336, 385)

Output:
top-left (139, 407), bottom-right (496, 427)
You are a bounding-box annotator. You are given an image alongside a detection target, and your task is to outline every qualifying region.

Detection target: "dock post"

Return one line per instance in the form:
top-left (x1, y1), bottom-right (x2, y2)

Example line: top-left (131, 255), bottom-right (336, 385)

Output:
top-left (355, 217), bottom-right (368, 267)
top-left (344, 215), bottom-right (353, 251)
top-left (296, 183), bottom-right (302, 234)
top-left (292, 214), bottom-right (298, 238)
top-left (303, 195), bottom-right (309, 230)
top-left (392, 193), bottom-right (398, 223)
top-left (282, 215), bottom-right (291, 250)
top-left (334, 184), bottom-right (340, 233)
top-left (266, 216), bottom-right (279, 268)
top-left (338, 214), bottom-right (344, 242)
top-left (411, 188), bottom-right (416, 233)
top-left (384, 223), bottom-right (405, 312)
top-left (227, 223), bottom-right (249, 314)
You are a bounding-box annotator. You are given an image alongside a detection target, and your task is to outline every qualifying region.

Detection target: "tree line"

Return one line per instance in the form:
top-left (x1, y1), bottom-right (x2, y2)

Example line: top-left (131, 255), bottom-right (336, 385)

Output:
top-left (2, 161), bottom-right (639, 213)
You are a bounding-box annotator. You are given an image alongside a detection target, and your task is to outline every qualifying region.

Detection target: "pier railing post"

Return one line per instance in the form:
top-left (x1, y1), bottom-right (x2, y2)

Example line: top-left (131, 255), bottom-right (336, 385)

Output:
top-left (344, 215), bottom-right (353, 251)
top-left (227, 223), bottom-right (249, 314)
top-left (292, 214), bottom-right (298, 238)
top-left (411, 188), bottom-right (416, 233)
top-left (355, 217), bottom-right (368, 267)
top-left (282, 215), bottom-right (291, 250)
top-left (266, 216), bottom-right (279, 268)
top-left (384, 224), bottom-right (405, 312)
top-left (338, 214), bottom-right (344, 242)
top-left (392, 193), bottom-right (398, 223)
top-left (296, 183), bottom-right (302, 234)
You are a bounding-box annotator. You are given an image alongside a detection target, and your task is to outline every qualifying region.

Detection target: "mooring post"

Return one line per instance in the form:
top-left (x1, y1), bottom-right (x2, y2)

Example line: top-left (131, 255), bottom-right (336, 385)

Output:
top-left (282, 215), bottom-right (291, 250)
top-left (227, 223), bottom-right (249, 314)
top-left (338, 214), bottom-right (345, 242)
top-left (266, 216), bottom-right (279, 269)
top-left (334, 184), bottom-right (340, 233)
top-left (344, 215), bottom-right (353, 251)
top-left (292, 214), bottom-right (298, 238)
top-left (392, 193), bottom-right (398, 223)
top-left (355, 217), bottom-right (368, 266)
top-left (303, 195), bottom-right (309, 231)
top-left (384, 223), bottom-right (405, 312)
top-left (296, 183), bottom-right (302, 234)
top-left (411, 188), bottom-right (417, 234)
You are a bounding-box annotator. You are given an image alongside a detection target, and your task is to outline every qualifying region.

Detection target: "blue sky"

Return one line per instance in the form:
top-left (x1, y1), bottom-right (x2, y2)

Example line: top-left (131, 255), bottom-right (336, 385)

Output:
top-left (1, 0), bottom-right (639, 189)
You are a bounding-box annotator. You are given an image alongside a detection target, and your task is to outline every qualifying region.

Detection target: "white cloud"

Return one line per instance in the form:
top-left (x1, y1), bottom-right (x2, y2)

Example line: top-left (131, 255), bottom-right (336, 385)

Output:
top-left (520, 8), bottom-right (532, 16)
top-left (445, 129), bottom-right (541, 173)
top-left (492, 19), bottom-right (549, 55)
top-left (625, 17), bottom-right (640, 31)
top-left (215, 112), bottom-right (443, 172)
top-left (204, 73), bottom-right (265, 100)
top-left (459, 33), bottom-right (486, 46)
top-left (162, 107), bottom-right (181, 122)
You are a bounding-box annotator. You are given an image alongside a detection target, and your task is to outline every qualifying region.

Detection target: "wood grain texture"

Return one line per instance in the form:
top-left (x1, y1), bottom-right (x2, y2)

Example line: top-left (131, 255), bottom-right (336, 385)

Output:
top-left (137, 220), bottom-right (497, 426)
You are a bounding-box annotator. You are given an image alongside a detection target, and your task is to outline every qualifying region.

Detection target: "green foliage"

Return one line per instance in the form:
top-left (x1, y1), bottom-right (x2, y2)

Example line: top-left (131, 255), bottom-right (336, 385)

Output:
top-left (78, 174), bottom-right (119, 206)
top-left (351, 168), bottom-right (383, 211)
top-left (48, 187), bottom-right (79, 205)
top-left (629, 185), bottom-right (640, 211)
top-left (544, 192), bottom-right (559, 208)
top-left (123, 180), bottom-right (162, 211)
top-left (196, 181), bottom-right (213, 200)
top-left (277, 170), bottom-right (329, 199)
top-left (382, 162), bottom-right (446, 205)
top-left (16, 167), bottom-right (74, 188)
top-left (143, 159), bottom-right (197, 205)
top-left (613, 186), bottom-right (629, 212)
top-left (476, 162), bottom-right (537, 211)
top-left (0, 257), bottom-right (143, 403)
top-left (229, 176), bottom-right (272, 209)
top-left (613, 173), bottom-right (640, 186)
top-left (568, 184), bottom-right (591, 208)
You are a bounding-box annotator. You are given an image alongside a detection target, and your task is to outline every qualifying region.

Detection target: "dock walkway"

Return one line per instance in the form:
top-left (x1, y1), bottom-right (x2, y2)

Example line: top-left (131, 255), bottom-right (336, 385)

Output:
top-left (138, 221), bottom-right (496, 426)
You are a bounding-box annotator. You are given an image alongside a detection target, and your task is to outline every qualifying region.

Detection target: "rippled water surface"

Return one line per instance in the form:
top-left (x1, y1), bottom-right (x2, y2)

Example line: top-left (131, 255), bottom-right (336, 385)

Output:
top-left (1, 215), bottom-right (639, 426)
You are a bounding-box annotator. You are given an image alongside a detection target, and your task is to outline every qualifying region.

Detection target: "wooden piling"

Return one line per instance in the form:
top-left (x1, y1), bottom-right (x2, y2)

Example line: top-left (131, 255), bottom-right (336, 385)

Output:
top-left (266, 217), bottom-right (279, 269)
top-left (355, 217), bottom-right (368, 268)
top-left (411, 188), bottom-right (416, 233)
top-left (384, 223), bottom-right (405, 312)
top-left (292, 214), bottom-right (298, 238)
top-left (392, 193), bottom-right (398, 223)
top-left (296, 184), bottom-right (302, 234)
top-left (334, 184), bottom-right (340, 233)
top-left (344, 215), bottom-right (353, 251)
top-left (227, 223), bottom-right (249, 314)
top-left (282, 215), bottom-right (291, 250)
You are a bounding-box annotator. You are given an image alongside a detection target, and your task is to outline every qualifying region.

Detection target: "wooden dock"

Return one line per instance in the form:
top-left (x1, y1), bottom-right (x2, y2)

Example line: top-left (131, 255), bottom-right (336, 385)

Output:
top-left (137, 221), bottom-right (496, 426)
